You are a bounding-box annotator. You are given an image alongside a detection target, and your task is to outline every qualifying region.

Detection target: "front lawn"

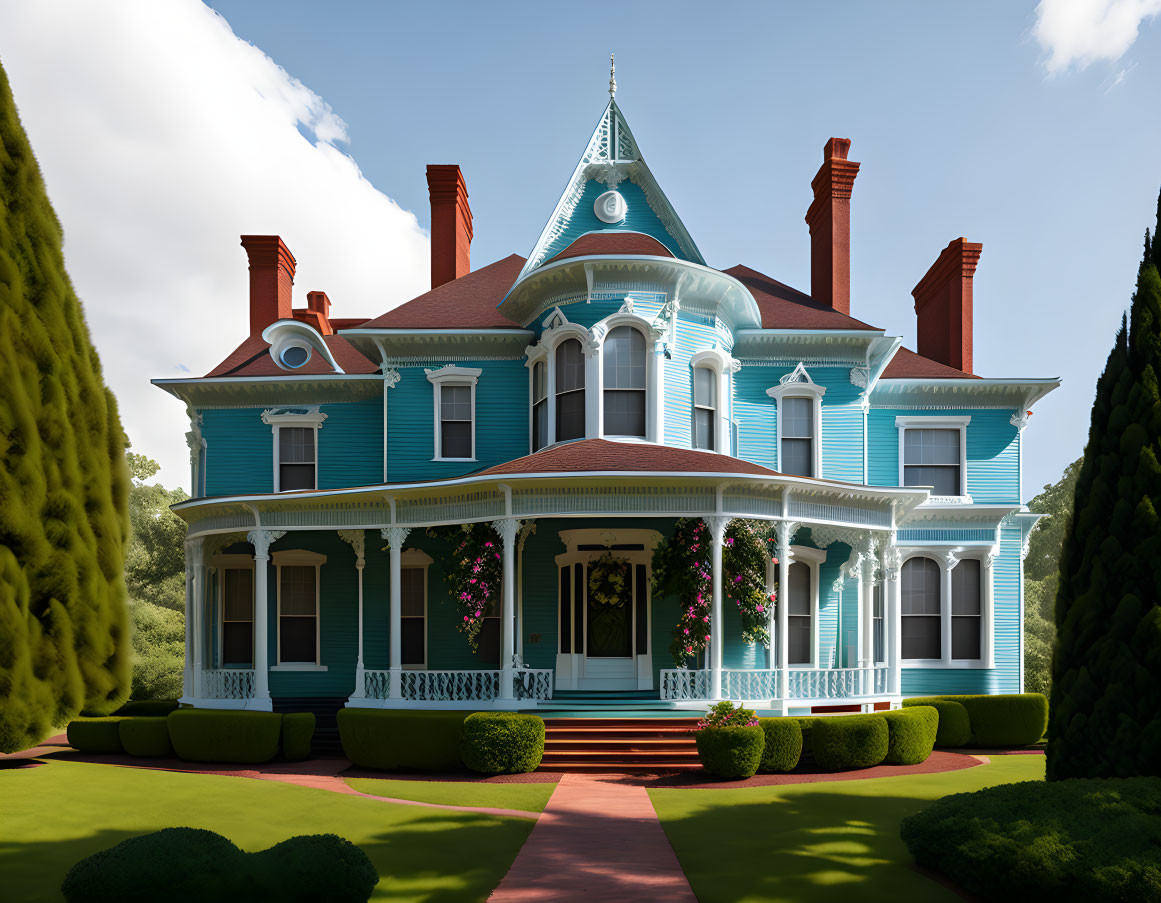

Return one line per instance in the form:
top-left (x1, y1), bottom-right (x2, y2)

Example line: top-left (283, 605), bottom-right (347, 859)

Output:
top-left (0, 760), bottom-right (536, 903)
top-left (344, 777), bottom-right (557, 813)
top-left (649, 755), bottom-right (1046, 903)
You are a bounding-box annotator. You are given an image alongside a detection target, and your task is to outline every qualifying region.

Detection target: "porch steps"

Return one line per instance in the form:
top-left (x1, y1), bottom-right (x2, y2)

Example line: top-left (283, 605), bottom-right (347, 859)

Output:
top-left (538, 717), bottom-right (702, 773)
top-left (271, 696), bottom-right (346, 757)
top-left (530, 690), bottom-right (693, 720)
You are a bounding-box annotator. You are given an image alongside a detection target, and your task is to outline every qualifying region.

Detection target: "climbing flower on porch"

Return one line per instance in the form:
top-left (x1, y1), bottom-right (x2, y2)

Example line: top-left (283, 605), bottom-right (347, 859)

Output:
top-left (427, 522), bottom-right (505, 652)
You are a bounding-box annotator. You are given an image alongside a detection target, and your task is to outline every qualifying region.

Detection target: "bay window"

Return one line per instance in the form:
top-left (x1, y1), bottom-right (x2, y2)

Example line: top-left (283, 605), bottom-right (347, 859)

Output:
top-left (603, 326), bottom-right (646, 437)
top-left (556, 338), bottom-right (586, 442)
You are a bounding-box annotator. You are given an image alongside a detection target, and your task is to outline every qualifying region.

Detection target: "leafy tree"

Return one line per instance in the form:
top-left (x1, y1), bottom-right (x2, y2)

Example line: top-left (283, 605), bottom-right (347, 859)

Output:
top-left (1048, 190), bottom-right (1161, 780)
top-left (0, 60), bottom-right (130, 751)
top-left (1023, 458), bottom-right (1081, 695)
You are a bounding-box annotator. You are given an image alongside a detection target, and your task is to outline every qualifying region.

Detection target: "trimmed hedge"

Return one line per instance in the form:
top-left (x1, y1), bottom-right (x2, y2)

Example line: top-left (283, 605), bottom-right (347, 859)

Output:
top-left (811, 714), bottom-right (888, 771)
top-left (882, 706), bottom-right (938, 765)
top-left (757, 718), bottom-right (803, 773)
top-left (118, 717), bottom-right (173, 757)
top-left (281, 712), bottom-right (315, 762)
top-left (904, 694), bottom-right (1048, 747)
top-left (902, 698), bottom-right (971, 747)
top-left (901, 777), bottom-right (1161, 902)
top-left (114, 699), bottom-right (180, 717)
top-left (67, 718), bottom-right (124, 754)
top-left (337, 709), bottom-right (468, 771)
top-left (695, 725), bottom-right (765, 779)
top-left (61, 827), bottom-right (377, 902)
top-left (166, 710), bottom-right (282, 764)
top-left (461, 712), bottom-right (545, 774)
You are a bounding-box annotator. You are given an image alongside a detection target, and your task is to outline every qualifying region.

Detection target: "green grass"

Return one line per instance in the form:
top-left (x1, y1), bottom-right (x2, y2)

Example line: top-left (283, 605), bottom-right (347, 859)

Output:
top-left (0, 760), bottom-right (535, 903)
top-left (649, 755), bottom-right (1046, 903)
top-left (344, 777), bottom-right (557, 813)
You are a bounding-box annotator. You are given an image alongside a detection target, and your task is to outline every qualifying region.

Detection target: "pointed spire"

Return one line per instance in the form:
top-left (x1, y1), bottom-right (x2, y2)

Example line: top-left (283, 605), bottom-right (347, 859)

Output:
top-left (609, 53), bottom-right (617, 99)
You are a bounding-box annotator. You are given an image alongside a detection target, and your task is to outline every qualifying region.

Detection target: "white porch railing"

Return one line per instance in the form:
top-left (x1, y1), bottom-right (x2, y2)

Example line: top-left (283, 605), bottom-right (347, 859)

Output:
top-left (659, 667), bottom-right (890, 702)
top-left (360, 668), bottom-right (554, 702)
top-left (200, 669), bottom-right (255, 700)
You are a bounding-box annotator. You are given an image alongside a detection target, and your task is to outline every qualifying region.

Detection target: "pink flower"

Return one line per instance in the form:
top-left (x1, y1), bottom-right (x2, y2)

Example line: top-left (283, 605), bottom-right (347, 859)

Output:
top-left (475, 610), bottom-right (481, 617)
top-left (463, 615), bottom-right (469, 621)
top-left (757, 604), bottom-right (764, 613)
top-left (703, 616), bottom-right (710, 623)
top-left (686, 646), bottom-right (693, 654)
top-left (734, 575), bottom-right (743, 583)
top-left (683, 628), bottom-right (690, 635)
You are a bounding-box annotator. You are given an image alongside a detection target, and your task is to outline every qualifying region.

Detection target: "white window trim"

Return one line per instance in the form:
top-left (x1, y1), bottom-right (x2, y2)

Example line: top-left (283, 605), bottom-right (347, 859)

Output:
top-left (690, 348), bottom-right (737, 453)
top-left (427, 365), bottom-right (482, 462)
top-left (212, 554), bottom-right (255, 669)
top-left (895, 415), bottom-right (971, 501)
top-left (272, 549), bottom-right (327, 669)
top-left (597, 314), bottom-right (660, 442)
top-left (400, 548), bottom-right (433, 670)
top-left (898, 548), bottom-right (994, 668)
top-left (788, 544), bottom-right (826, 668)
top-left (768, 365), bottom-right (826, 478)
top-left (262, 407), bottom-right (326, 493)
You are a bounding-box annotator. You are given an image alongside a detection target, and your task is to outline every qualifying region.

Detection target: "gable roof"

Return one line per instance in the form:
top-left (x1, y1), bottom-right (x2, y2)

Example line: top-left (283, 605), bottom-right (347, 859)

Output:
top-left (357, 254), bottom-right (526, 330)
top-left (548, 231), bottom-right (674, 263)
top-left (477, 438), bottom-right (779, 477)
top-left (880, 346), bottom-right (979, 379)
top-left (205, 333), bottom-right (379, 378)
top-left (724, 265), bottom-right (879, 331)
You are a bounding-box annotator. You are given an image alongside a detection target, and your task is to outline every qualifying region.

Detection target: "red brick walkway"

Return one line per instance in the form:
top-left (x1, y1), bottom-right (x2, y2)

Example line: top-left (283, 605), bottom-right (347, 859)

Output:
top-left (489, 773), bottom-right (696, 902)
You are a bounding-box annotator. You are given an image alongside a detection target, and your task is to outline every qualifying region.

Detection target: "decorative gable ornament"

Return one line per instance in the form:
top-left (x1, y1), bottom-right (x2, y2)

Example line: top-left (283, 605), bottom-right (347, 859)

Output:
top-left (779, 362), bottom-right (816, 386)
top-left (594, 190), bottom-right (627, 223)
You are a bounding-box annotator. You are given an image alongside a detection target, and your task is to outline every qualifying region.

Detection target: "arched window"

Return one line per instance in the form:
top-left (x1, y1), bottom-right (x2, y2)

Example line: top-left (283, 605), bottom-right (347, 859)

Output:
top-left (555, 339), bottom-right (586, 442)
top-left (693, 366), bottom-right (717, 450)
top-left (532, 361), bottom-right (548, 451)
top-left (901, 557), bottom-right (941, 660)
top-left (603, 326), bottom-right (646, 437)
top-left (787, 561), bottom-right (812, 665)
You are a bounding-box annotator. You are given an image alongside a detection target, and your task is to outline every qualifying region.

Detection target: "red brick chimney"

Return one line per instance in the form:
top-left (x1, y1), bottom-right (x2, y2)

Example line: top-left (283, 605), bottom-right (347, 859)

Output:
top-left (240, 235), bottom-right (296, 335)
top-left (805, 138), bottom-right (860, 315)
top-left (426, 164), bottom-right (472, 290)
top-left (293, 290), bottom-right (333, 335)
top-left (911, 238), bottom-right (983, 374)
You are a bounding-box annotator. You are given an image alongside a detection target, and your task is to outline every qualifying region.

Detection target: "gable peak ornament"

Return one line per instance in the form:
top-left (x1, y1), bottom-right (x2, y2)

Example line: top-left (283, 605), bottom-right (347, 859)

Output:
top-left (609, 52), bottom-right (616, 99)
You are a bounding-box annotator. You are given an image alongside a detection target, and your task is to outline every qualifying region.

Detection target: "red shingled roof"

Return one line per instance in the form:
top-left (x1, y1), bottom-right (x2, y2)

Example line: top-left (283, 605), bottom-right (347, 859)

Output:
top-left (548, 231), bottom-right (674, 263)
top-left (358, 254), bottom-right (526, 330)
top-left (477, 438), bottom-right (779, 477)
top-left (881, 346), bottom-right (978, 380)
top-left (724, 264), bottom-right (879, 331)
top-left (205, 334), bottom-right (378, 378)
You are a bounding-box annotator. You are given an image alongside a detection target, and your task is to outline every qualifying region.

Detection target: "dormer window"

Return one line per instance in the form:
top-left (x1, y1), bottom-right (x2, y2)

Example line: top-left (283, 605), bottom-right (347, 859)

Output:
top-left (603, 325), bottom-right (646, 437)
top-left (693, 366), bottom-right (717, 451)
top-left (556, 338), bottom-right (586, 442)
top-left (767, 364), bottom-right (826, 478)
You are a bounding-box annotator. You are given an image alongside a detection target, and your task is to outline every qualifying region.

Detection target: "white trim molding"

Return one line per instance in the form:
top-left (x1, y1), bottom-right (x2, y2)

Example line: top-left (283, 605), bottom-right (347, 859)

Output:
top-left (426, 365), bottom-right (482, 462)
top-left (767, 364), bottom-right (827, 478)
top-left (895, 415), bottom-right (971, 499)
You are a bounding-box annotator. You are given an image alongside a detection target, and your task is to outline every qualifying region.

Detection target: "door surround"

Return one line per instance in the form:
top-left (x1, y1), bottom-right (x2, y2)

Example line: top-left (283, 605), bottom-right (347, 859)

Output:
top-left (554, 528), bottom-right (662, 691)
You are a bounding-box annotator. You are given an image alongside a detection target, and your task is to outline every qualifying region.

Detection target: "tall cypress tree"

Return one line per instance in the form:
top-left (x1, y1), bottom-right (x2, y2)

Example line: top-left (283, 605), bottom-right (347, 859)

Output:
top-left (1048, 189), bottom-right (1161, 779)
top-left (0, 59), bottom-right (130, 752)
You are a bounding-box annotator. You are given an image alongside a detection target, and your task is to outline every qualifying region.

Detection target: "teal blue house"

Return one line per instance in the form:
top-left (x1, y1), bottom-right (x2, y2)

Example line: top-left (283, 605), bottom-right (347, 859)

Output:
top-left (157, 84), bottom-right (1057, 717)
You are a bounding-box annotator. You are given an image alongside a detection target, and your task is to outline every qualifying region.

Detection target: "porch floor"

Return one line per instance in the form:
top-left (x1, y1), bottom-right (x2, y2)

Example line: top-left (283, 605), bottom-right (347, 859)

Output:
top-left (525, 690), bottom-right (694, 720)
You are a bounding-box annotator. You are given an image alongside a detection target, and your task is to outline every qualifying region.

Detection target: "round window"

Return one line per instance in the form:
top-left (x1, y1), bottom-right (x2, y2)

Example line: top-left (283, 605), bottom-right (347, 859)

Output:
top-left (280, 343), bottom-right (311, 368)
top-left (594, 190), bottom-right (627, 224)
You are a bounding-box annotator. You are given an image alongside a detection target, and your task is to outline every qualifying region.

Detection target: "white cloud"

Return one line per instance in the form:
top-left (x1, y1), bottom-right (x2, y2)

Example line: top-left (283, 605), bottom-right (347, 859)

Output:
top-left (1034, 0), bottom-right (1161, 74)
top-left (0, 0), bottom-right (430, 488)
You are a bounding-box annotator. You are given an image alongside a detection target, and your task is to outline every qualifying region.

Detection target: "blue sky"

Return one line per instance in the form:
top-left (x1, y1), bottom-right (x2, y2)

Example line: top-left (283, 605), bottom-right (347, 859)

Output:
top-left (206, 0), bottom-right (1161, 497)
top-left (2, 1), bottom-right (1160, 497)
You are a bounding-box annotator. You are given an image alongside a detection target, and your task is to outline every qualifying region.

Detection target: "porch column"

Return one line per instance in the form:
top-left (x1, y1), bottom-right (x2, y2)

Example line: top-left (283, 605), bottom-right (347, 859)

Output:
top-left (859, 536), bottom-right (876, 695)
top-left (706, 516), bottom-right (729, 700)
top-left (188, 539), bottom-right (205, 699)
top-left (381, 526), bottom-right (411, 700)
top-left (884, 544), bottom-right (902, 696)
top-left (764, 552), bottom-right (777, 670)
top-left (181, 539), bottom-right (198, 699)
top-left (940, 552), bottom-right (957, 666)
top-left (493, 517), bottom-right (522, 700)
top-left (246, 529), bottom-right (284, 703)
top-left (339, 531), bottom-right (367, 698)
top-left (775, 521), bottom-right (796, 703)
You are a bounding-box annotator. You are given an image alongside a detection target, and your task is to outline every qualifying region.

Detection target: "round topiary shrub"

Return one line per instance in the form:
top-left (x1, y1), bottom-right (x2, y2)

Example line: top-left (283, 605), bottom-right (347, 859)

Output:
top-left (882, 706), bottom-right (938, 765)
top-left (903, 698), bottom-right (972, 748)
top-left (460, 712), bottom-right (545, 774)
top-left (66, 718), bottom-right (124, 754)
top-left (118, 717), bottom-right (173, 757)
top-left (757, 718), bottom-right (803, 773)
top-left (251, 834), bottom-right (378, 902)
top-left (811, 714), bottom-right (888, 771)
top-left (695, 725), bottom-right (765, 779)
top-left (61, 827), bottom-right (242, 903)
top-left (281, 712), bottom-right (315, 762)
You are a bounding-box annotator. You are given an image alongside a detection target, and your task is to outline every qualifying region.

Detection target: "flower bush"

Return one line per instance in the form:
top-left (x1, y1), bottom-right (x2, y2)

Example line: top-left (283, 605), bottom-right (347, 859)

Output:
top-left (696, 700), bottom-right (759, 730)
top-left (652, 518), bottom-right (774, 666)
top-left (425, 523), bottom-right (502, 652)
top-left (694, 702), bottom-right (765, 779)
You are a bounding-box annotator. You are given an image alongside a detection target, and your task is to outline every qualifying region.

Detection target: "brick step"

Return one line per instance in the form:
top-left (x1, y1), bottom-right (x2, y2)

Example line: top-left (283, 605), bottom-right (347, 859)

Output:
top-left (545, 738), bottom-right (695, 750)
top-left (545, 726), bottom-right (696, 738)
top-left (542, 718), bottom-right (701, 729)
top-left (541, 752), bottom-right (700, 765)
top-left (539, 761), bottom-right (703, 774)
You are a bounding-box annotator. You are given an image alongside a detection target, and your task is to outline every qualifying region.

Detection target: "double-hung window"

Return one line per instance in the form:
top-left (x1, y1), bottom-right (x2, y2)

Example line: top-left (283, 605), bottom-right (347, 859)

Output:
top-left (693, 366), bottom-right (717, 451)
top-left (221, 566), bottom-right (253, 667)
top-left (901, 557), bottom-right (941, 660)
top-left (603, 326), bottom-right (646, 437)
top-left (532, 361), bottom-right (548, 451)
top-left (897, 417), bottom-right (970, 497)
top-left (555, 338), bottom-right (586, 442)
top-left (780, 397), bottom-right (815, 477)
top-left (401, 566), bottom-right (427, 668)
top-left (427, 366), bottom-right (481, 461)
top-left (262, 408), bottom-right (326, 492)
top-left (787, 561), bottom-right (812, 665)
top-left (278, 566), bottom-right (318, 664)
top-left (951, 558), bottom-right (982, 660)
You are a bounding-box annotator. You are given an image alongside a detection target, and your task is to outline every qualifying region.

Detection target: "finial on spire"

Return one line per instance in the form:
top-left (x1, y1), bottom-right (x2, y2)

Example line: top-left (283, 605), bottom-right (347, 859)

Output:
top-left (609, 53), bottom-right (616, 99)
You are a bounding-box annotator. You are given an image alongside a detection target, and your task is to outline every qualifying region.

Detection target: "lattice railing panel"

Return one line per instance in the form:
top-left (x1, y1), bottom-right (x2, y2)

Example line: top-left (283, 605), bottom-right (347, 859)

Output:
top-left (786, 667), bottom-right (889, 700)
top-left (515, 669), bottom-right (554, 700)
top-left (659, 669), bottom-right (710, 700)
top-left (401, 670), bottom-right (500, 701)
top-left (364, 670), bottom-right (390, 700)
top-left (721, 670), bottom-right (781, 701)
top-left (200, 669), bottom-right (255, 700)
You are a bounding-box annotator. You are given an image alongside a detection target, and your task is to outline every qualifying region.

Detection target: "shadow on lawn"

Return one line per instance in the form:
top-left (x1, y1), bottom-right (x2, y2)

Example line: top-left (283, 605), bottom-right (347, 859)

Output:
top-left (0, 809), bottom-right (533, 903)
top-left (653, 789), bottom-right (958, 903)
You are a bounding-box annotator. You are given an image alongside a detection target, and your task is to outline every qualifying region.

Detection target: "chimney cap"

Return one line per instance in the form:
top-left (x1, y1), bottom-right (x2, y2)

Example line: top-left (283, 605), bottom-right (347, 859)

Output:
top-left (824, 137), bottom-right (852, 160)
